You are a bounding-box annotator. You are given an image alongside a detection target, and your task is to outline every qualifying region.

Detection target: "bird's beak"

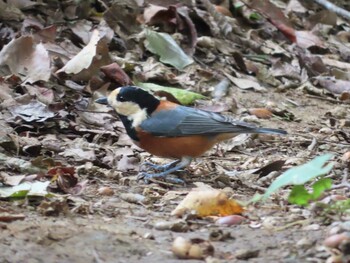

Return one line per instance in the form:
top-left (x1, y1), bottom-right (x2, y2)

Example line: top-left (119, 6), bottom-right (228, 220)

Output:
top-left (95, 97), bottom-right (108, 105)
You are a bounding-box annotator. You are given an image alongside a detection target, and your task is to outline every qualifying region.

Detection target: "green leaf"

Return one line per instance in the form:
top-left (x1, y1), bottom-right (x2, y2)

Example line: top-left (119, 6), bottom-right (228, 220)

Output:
top-left (249, 13), bottom-right (261, 21)
top-left (311, 178), bottom-right (332, 199)
top-left (288, 178), bottom-right (332, 206)
top-left (263, 154), bottom-right (334, 200)
top-left (137, 82), bottom-right (206, 105)
top-left (0, 181), bottom-right (50, 198)
top-left (288, 185), bottom-right (312, 206)
top-left (145, 29), bottom-right (194, 70)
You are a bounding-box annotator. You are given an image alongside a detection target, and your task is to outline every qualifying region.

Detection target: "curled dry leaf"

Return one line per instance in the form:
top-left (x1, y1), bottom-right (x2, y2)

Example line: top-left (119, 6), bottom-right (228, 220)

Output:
top-left (100, 63), bottom-right (132, 86)
top-left (172, 237), bottom-right (214, 260)
top-left (56, 29), bottom-right (111, 81)
top-left (214, 5), bottom-right (232, 17)
top-left (47, 166), bottom-right (78, 194)
top-left (171, 188), bottom-right (244, 217)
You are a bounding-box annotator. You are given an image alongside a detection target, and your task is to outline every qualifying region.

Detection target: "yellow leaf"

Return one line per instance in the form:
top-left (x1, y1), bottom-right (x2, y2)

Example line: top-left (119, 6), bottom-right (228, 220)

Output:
top-left (171, 189), bottom-right (244, 217)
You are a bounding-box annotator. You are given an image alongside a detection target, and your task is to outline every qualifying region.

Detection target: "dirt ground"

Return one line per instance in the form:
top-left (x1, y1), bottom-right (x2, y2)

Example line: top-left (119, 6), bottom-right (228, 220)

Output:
top-left (1, 87), bottom-right (347, 263)
top-left (1, 1), bottom-right (350, 262)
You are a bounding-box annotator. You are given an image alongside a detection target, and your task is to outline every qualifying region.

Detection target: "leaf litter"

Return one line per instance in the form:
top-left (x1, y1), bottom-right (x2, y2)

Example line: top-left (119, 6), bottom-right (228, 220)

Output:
top-left (0, 0), bottom-right (349, 262)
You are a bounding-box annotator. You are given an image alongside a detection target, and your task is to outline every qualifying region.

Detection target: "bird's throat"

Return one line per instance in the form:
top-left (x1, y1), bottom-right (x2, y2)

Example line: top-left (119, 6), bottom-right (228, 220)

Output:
top-left (118, 114), bottom-right (139, 141)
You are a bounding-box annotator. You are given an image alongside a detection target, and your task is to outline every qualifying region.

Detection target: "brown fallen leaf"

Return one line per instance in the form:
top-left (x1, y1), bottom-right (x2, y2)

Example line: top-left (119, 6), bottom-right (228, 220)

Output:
top-left (56, 29), bottom-right (111, 81)
top-left (0, 213), bottom-right (25, 222)
top-left (47, 166), bottom-right (78, 194)
top-left (171, 186), bottom-right (244, 217)
top-left (100, 62), bottom-right (132, 86)
top-left (0, 35), bottom-right (51, 83)
top-left (215, 5), bottom-right (232, 17)
top-left (249, 108), bottom-right (273, 119)
top-left (253, 160), bottom-right (286, 178)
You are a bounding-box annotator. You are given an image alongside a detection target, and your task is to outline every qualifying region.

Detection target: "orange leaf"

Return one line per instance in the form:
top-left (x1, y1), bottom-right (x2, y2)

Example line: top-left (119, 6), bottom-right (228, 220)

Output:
top-left (249, 108), bottom-right (273, 119)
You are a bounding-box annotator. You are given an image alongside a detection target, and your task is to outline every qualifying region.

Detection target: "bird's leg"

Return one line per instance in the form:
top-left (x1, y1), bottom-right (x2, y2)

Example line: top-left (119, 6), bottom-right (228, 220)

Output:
top-left (138, 157), bottom-right (192, 184)
top-left (140, 159), bottom-right (181, 172)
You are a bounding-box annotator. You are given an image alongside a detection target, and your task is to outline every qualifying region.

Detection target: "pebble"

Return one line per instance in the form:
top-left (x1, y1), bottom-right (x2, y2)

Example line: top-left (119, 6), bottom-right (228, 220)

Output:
top-left (154, 220), bottom-right (189, 232)
top-left (296, 237), bottom-right (315, 249)
top-left (235, 249), bottom-right (259, 259)
top-left (98, 186), bottom-right (114, 196)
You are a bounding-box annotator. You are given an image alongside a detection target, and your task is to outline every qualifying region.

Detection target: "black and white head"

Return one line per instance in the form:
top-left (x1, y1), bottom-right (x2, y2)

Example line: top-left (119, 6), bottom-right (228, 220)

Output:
top-left (96, 86), bottom-right (160, 127)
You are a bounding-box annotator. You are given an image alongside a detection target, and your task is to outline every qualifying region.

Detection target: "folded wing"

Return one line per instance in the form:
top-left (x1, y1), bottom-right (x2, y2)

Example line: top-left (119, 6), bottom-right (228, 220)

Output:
top-left (140, 106), bottom-right (286, 137)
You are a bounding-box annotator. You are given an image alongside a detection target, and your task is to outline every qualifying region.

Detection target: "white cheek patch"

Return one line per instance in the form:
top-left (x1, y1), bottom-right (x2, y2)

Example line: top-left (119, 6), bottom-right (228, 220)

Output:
top-left (129, 108), bottom-right (148, 128)
top-left (107, 88), bottom-right (148, 127)
top-left (110, 99), bottom-right (148, 127)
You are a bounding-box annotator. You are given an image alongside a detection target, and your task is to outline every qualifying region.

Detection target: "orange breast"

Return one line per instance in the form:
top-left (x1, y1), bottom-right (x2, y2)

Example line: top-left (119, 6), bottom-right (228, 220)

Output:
top-left (137, 131), bottom-right (221, 159)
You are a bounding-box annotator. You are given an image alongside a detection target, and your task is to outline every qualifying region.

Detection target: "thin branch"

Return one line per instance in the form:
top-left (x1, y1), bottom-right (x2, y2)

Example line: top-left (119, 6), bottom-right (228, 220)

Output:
top-left (314, 0), bottom-right (350, 21)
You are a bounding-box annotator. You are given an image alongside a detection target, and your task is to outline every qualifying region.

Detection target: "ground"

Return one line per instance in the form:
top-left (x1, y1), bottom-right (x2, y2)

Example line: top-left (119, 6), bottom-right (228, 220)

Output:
top-left (1, 87), bottom-right (347, 263)
top-left (1, 0), bottom-right (350, 262)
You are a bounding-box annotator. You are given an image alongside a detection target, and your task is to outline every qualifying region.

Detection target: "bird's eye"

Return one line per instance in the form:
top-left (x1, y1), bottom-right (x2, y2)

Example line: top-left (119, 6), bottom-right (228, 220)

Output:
top-left (118, 95), bottom-right (126, 102)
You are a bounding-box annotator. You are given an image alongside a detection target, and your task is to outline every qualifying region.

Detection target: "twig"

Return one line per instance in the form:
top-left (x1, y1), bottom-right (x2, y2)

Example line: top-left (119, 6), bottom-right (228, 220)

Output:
top-left (274, 219), bottom-right (311, 231)
top-left (332, 168), bottom-right (350, 190)
top-left (306, 94), bottom-right (350, 105)
top-left (313, 0), bottom-right (350, 21)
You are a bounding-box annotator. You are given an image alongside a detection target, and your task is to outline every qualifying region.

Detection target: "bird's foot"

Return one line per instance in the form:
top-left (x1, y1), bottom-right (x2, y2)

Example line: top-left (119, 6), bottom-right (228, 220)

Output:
top-left (140, 160), bottom-right (180, 172)
top-left (138, 157), bottom-right (192, 184)
top-left (137, 172), bottom-right (184, 184)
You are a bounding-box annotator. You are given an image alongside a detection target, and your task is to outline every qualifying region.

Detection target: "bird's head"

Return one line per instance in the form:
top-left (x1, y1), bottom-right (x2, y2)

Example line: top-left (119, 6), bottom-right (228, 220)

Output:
top-left (95, 86), bottom-right (160, 127)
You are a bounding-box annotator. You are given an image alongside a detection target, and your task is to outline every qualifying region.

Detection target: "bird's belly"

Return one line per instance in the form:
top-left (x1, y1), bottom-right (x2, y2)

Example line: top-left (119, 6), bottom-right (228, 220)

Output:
top-left (137, 133), bottom-right (219, 159)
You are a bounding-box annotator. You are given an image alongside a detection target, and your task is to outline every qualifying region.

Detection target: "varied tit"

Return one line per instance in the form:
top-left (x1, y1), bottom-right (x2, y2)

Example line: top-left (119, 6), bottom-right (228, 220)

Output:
top-left (96, 86), bottom-right (287, 183)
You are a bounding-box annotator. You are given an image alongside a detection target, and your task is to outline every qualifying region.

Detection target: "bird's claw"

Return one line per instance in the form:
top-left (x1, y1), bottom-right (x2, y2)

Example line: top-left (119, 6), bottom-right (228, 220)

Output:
top-left (137, 172), bottom-right (184, 184)
top-left (140, 160), bottom-right (180, 172)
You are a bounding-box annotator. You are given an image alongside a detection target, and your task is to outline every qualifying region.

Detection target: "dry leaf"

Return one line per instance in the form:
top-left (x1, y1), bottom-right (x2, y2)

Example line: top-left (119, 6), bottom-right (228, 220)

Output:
top-left (56, 29), bottom-right (111, 81)
top-left (0, 36), bottom-right (51, 83)
top-left (249, 108), bottom-right (273, 119)
top-left (171, 187), bottom-right (244, 217)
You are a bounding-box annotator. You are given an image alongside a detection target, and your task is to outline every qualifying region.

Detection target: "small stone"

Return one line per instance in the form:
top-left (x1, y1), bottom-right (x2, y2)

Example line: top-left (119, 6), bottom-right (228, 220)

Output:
top-left (296, 237), bottom-right (315, 249)
top-left (143, 232), bottom-right (154, 240)
top-left (154, 220), bottom-right (189, 232)
top-left (318, 127), bottom-right (332, 134)
top-left (324, 232), bottom-right (350, 248)
top-left (235, 249), bottom-right (259, 259)
top-left (329, 106), bottom-right (347, 118)
top-left (342, 152), bottom-right (350, 162)
top-left (98, 186), bottom-right (114, 196)
top-left (340, 222), bottom-right (350, 231)
top-left (329, 226), bottom-right (343, 236)
top-left (303, 224), bottom-right (320, 231)
top-left (216, 215), bottom-right (246, 226)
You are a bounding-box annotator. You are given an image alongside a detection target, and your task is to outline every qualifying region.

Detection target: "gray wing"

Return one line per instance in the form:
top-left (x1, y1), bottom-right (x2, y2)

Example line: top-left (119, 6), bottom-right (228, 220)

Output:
top-left (139, 106), bottom-right (262, 137)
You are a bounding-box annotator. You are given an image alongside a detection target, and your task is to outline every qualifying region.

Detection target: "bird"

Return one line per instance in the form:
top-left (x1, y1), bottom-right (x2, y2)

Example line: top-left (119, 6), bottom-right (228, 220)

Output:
top-left (96, 86), bottom-right (287, 183)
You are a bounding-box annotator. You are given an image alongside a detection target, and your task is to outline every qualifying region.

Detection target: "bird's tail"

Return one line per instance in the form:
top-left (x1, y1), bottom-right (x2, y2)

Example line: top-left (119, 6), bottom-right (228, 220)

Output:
top-left (254, 127), bottom-right (287, 135)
